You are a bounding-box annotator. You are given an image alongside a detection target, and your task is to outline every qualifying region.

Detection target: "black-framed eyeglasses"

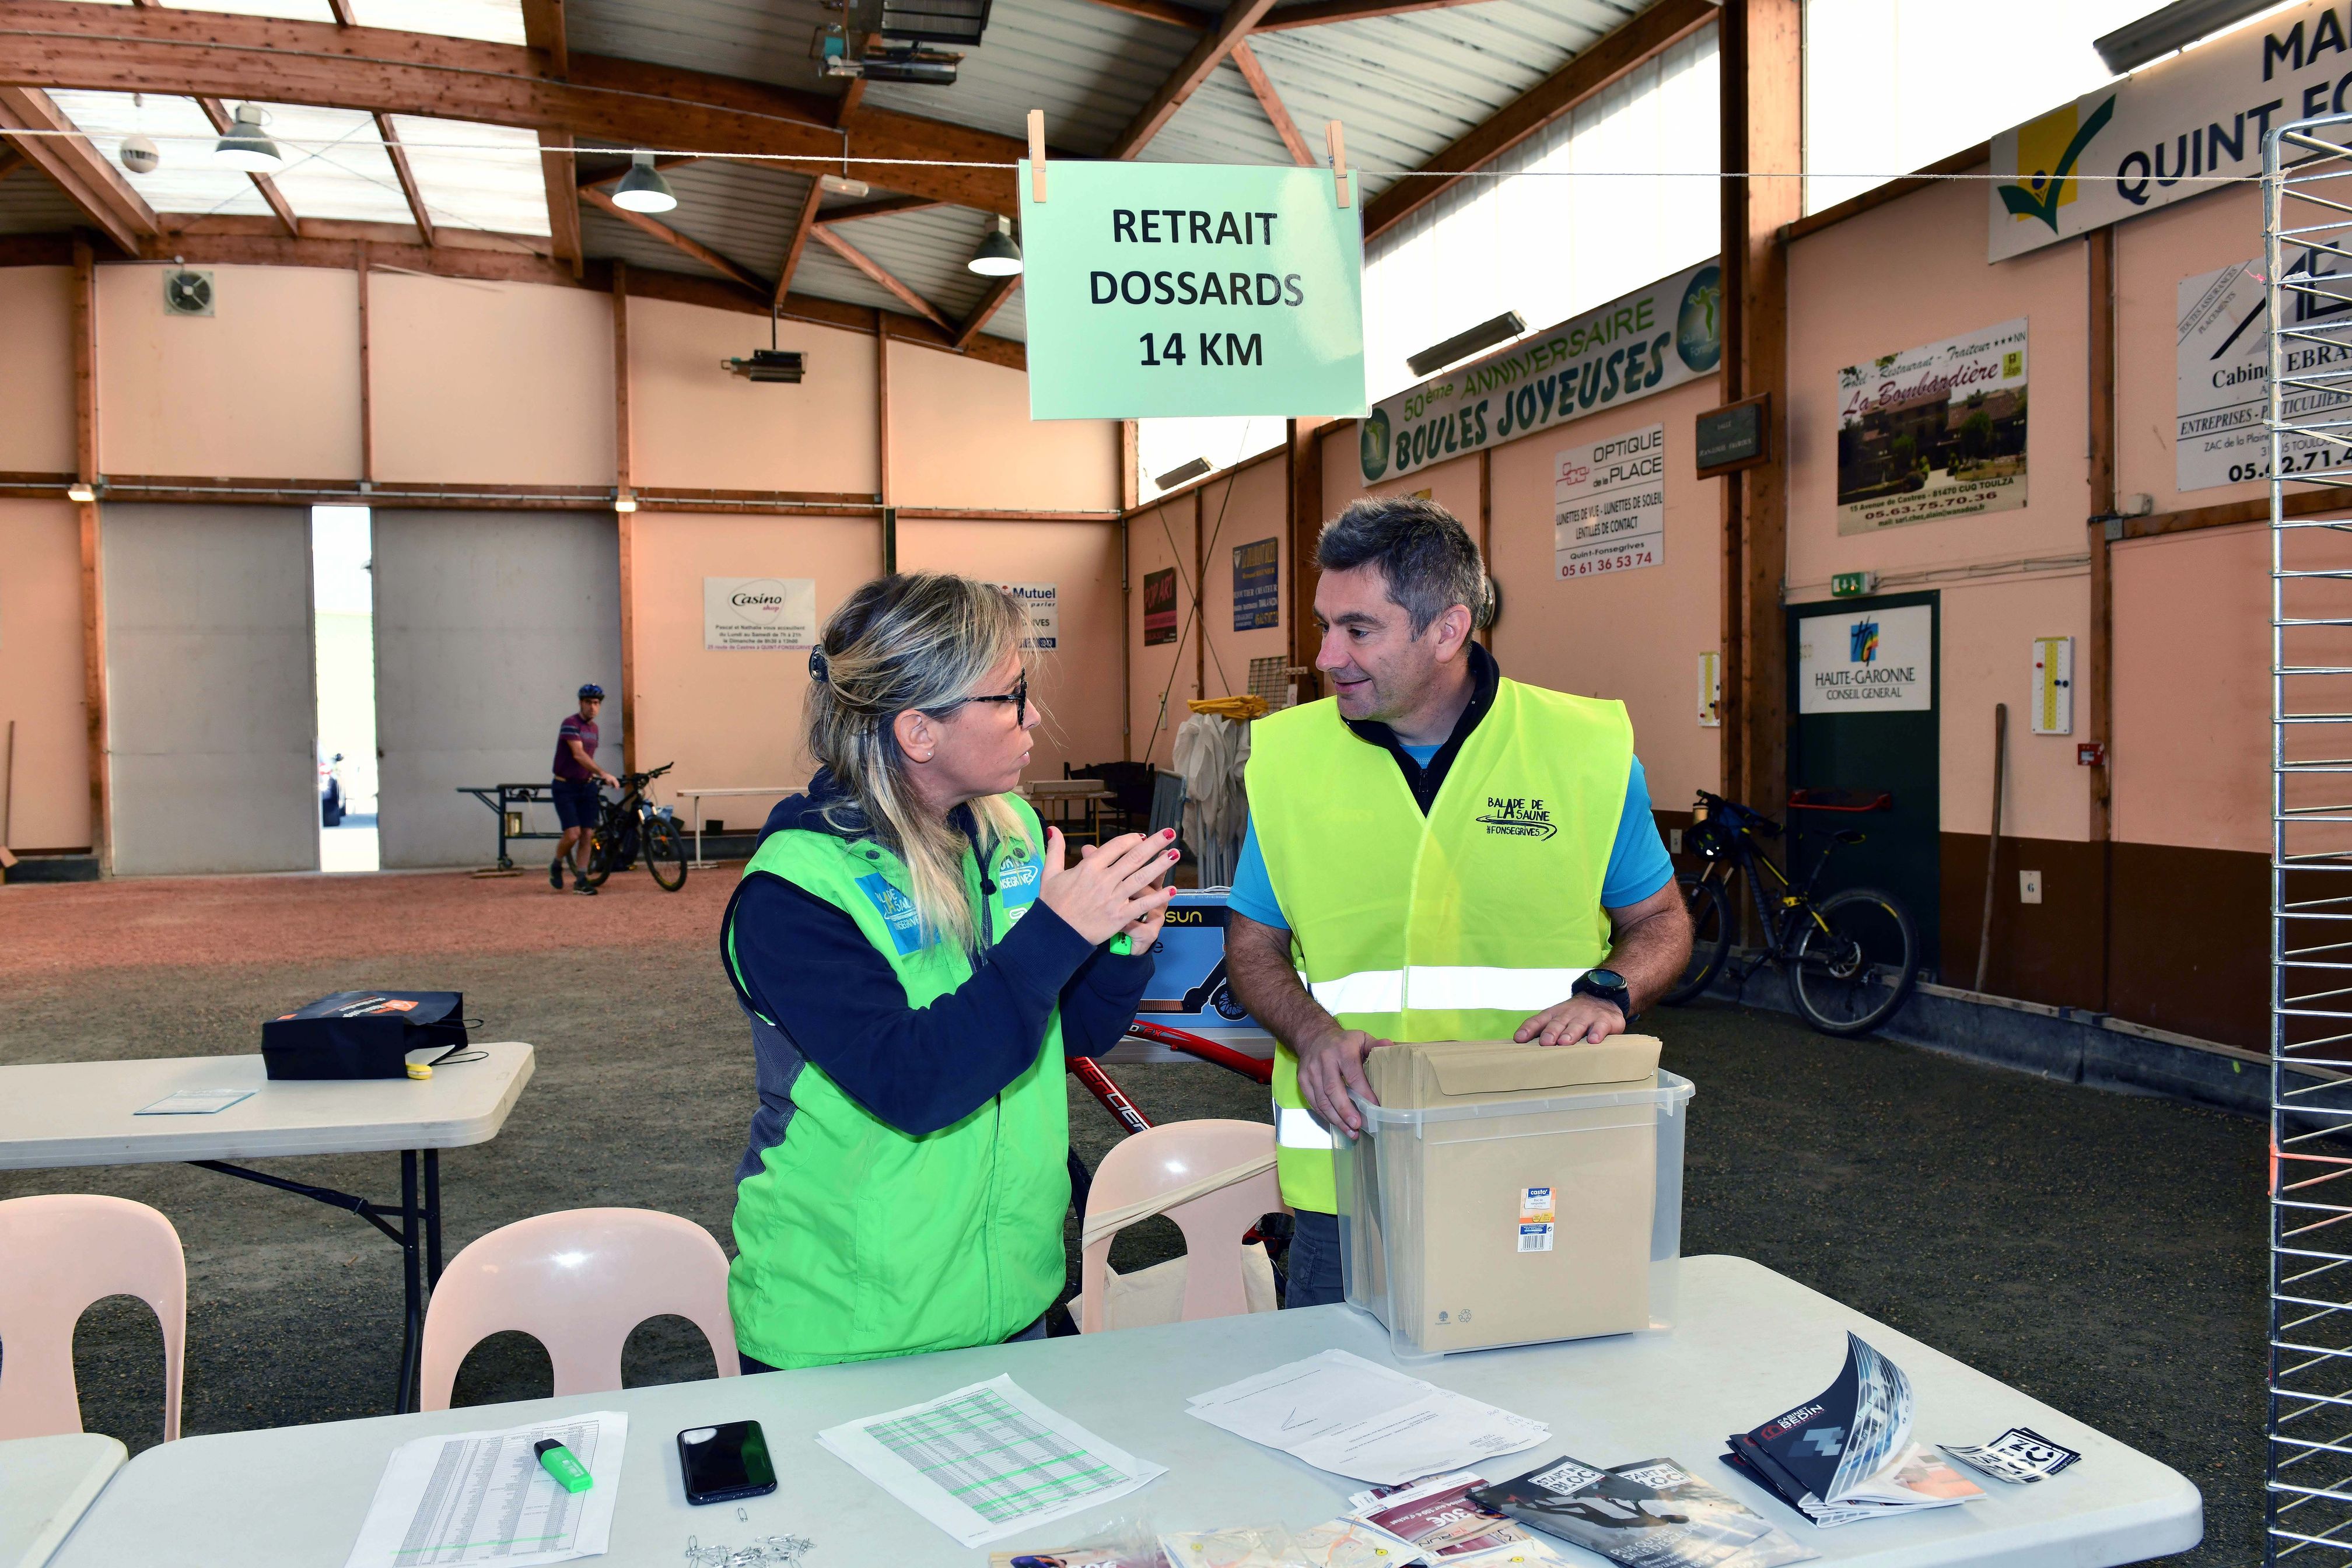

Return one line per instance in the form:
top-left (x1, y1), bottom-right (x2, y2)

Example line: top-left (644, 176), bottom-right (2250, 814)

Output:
top-left (965, 672), bottom-right (1029, 727)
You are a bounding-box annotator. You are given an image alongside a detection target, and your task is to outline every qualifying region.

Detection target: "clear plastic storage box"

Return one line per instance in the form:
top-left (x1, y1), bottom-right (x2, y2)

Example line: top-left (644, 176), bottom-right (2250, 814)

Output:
top-left (1334, 1068), bottom-right (1695, 1359)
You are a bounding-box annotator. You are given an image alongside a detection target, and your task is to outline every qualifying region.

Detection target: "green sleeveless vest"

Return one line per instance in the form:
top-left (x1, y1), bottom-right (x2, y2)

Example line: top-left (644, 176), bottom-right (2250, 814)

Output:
top-left (1245, 680), bottom-right (1631, 1212)
top-left (720, 797), bottom-right (1067, 1368)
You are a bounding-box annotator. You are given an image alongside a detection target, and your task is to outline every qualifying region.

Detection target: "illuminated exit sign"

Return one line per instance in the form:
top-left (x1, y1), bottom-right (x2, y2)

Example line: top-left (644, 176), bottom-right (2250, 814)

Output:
top-left (1830, 571), bottom-right (1876, 598)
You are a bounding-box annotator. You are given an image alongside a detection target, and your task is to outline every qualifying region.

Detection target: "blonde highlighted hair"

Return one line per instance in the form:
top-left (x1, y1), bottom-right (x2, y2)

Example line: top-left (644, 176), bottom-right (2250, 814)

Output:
top-left (806, 572), bottom-right (1033, 954)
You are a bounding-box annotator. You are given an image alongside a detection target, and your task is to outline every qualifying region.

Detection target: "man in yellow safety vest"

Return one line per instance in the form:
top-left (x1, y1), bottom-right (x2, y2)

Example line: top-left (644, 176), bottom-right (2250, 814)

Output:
top-left (1226, 496), bottom-right (1693, 1308)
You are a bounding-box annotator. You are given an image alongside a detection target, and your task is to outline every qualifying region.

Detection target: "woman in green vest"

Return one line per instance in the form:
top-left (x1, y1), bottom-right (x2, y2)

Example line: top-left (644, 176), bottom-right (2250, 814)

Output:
top-left (719, 572), bottom-right (1178, 1370)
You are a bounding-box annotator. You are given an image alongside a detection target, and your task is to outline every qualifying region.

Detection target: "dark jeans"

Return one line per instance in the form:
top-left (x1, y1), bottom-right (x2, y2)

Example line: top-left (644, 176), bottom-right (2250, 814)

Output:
top-left (1282, 1209), bottom-right (1347, 1309)
top-left (740, 1314), bottom-right (1046, 1376)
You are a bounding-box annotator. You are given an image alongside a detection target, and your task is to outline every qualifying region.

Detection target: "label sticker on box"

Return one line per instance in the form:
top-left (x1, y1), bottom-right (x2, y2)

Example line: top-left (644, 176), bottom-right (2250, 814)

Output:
top-left (1518, 1186), bottom-right (1556, 1251)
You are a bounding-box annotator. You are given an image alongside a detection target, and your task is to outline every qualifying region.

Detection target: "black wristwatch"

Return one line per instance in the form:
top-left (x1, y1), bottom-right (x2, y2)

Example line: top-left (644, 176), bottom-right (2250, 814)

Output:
top-left (1573, 967), bottom-right (1636, 1024)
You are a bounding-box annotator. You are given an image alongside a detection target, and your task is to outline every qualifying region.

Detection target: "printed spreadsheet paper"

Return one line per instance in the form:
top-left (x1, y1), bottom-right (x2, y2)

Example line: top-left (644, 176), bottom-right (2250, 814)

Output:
top-left (342, 1410), bottom-right (625, 1568)
top-left (816, 1374), bottom-right (1167, 1547)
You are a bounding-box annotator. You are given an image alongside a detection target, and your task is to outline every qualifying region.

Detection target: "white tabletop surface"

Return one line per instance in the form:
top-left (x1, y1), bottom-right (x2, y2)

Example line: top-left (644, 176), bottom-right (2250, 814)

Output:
top-left (0, 1434), bottom-right (124, 1568)
top-left (0, 1043), bottom-right (536, 1170)
top-left (45, 1256), bottom-right (2199, 1568)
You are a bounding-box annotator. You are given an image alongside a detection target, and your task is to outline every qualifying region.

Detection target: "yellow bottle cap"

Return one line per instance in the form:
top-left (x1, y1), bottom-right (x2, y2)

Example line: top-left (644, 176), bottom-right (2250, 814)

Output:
top-left (406, 1062), bottom-right (433, 1080)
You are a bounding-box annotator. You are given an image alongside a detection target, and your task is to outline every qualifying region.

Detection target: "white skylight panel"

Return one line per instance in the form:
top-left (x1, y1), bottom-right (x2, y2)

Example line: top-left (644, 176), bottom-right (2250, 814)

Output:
top-left (255, 102), bottom-right (415, 224)
top-left (346, 0), bottom-right (527, 44)
top-left (44, 91), bottom-right (271, 219)
top-left (387, 116), bottom-right (552, 237)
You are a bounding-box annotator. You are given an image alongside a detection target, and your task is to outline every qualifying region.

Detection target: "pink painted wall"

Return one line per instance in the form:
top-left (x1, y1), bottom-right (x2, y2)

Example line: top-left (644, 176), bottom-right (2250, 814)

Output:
top-left (2110, 522), bottom-right (2271, 855)
top-left (1485, 377), bottom-right (1724, 814)
top-left (370, 275), bottom-right (614, 486)
top-left (1195, 456), bottom-right (1290, 701)
top-left (1126, 494), bottom-right (1196, 768)
top-left (0, 268), bottom-right (74, 473)
top-left (888, 341), bottom-right (1121, 512)
top-left (1784, 164), bottom-right (2094, 839)
top-left (97, 263), bottom-right (360, 480)
top-left (630, 299), bottom-right (879, 496)
top-left (627, 510), bottom-right (883, 832)
top-left (2115, 183), bottom-right (2270, 517)
top-left (0, 501), bottom-right (90, 849)
top-left (898, 519), bottom-right (1125, 779)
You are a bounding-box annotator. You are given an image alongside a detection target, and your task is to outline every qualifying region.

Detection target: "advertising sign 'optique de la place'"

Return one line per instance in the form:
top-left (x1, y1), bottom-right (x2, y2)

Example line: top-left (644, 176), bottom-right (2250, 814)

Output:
top-left (1019, 160), bottom-right (1367, 421)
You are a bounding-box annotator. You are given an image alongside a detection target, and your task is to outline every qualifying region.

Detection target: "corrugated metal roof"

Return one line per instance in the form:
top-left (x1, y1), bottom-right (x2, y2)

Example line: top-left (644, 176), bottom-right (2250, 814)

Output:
top-left (565, 0), bottom-right (840, 93)
top-left (0, 166), bottom-right (94, 233)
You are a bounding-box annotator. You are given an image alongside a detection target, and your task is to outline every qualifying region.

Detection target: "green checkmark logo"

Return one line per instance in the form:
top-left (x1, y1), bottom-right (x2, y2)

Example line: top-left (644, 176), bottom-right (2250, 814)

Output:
top-left (1999, 95), bottom-right (2117, 232)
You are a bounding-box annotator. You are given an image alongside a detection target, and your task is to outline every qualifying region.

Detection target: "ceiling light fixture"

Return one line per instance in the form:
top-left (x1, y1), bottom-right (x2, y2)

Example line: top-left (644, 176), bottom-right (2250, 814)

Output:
top-left (2092, 0), bottom-right (2280, 75)
top-left (611, 152), bottom-right (680, 214)
top-left (1406, 310), bottom-right (1528, 379)
top-left (968, 215), bottom-right (1022, 276)
top-left (66, 481), bottom-right (95, 503)
top-left (1155, 457), bottom-right (1212, 490)
top-left (821, 173), bottom-right (871, 198)
top-left (214, 104), bottom-right (282, 172)
top-left (614, 491), bottom-right (639, 513)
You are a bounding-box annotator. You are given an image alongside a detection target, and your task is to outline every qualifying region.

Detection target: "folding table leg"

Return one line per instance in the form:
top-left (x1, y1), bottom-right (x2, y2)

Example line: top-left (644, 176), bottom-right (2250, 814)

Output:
top-left (396, 1150), bottom-right (422, 1414)
top-left (425, 1149), bottom-right (443, 1286)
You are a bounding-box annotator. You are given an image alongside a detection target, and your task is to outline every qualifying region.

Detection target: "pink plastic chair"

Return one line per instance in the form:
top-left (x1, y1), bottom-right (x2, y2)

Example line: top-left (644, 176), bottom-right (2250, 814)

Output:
top-left (1078, 1119), bottom-right (1283, 1334)
top-left (0, 1194), bottom-right (187, 1443)
top-left (417, 1208), bottom-right (738, 1412)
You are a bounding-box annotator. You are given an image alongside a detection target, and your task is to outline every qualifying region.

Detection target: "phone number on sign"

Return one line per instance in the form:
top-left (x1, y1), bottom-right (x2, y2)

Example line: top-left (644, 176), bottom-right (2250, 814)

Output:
top-left (2228, 447), bottom-right (2352, 483)
top-left (1559, 548), bottom-right (1656, 578)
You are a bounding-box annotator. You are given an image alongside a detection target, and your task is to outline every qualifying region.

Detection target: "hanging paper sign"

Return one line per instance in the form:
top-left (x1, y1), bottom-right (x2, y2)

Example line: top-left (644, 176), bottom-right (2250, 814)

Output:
top-left (985, 581), bottom-right (1059, 650)
top-left (1836, 320), bottom-right (2028, 534)
top-left (704, 577), bottom-right (817, 649)
top-left (1553, 424), bottom-right (1665, 579)
top-left (1143, 568), bottom-right (1180, 645)
top-left (2177, 247), bottom-right (2352, 491)
top-left (1360, 259), bottom-right (1721, 484)
top-left (1020, 160), bottom-right (1366, 419)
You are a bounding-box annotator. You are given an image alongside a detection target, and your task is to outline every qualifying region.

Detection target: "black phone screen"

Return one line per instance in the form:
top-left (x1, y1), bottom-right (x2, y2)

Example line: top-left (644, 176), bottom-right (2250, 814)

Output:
top-left (678, 1420), bottom-right (778, 1506)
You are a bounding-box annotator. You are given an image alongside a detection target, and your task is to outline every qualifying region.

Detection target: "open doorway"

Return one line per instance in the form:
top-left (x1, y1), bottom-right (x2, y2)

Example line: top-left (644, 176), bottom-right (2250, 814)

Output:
top-left (313, 506), bottom-right (380, 873)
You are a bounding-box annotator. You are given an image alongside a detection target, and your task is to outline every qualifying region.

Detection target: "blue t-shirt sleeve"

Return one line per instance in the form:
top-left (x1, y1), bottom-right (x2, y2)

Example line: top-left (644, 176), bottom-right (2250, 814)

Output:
top-left (1226, 817), bottom-right (1287, 929)
top-left (1601, 755), bottom-right (1675, 908)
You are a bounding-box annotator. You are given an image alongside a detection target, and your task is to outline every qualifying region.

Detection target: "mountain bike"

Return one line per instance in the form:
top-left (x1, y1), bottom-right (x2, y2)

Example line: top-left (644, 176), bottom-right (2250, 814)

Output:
top-left (582, 764), bottom-right (689, 891)
top-left (1662, 788), bottom-right (1919, 1037)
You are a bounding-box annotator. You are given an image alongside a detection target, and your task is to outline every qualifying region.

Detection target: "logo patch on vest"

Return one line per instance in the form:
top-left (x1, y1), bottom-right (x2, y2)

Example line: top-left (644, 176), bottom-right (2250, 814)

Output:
top-left (996, 853), bottom-right (1042, 924)
top-left (1478, 795), bottom-right (1558, 841)
top-left (854, 872), bottom-right (927, 954)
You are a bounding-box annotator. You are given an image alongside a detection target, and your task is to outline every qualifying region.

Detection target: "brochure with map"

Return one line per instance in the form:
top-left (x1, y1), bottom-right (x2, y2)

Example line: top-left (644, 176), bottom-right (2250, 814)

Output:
top-left (1469, 1454), bottom-right (1816, 1568)
top-left (1720, 1334), bottom-right (1983, 1528)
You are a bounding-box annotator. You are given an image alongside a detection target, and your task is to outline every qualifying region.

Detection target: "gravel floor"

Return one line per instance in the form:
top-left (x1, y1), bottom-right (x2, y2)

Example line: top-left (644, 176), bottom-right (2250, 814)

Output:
top-left (0, 870), bottom-right (2260, 1564)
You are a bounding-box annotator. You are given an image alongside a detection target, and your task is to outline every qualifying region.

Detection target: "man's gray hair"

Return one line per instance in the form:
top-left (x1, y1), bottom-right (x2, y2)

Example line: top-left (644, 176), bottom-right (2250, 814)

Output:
top-left (1317, 496), bottom-right (1489, 636)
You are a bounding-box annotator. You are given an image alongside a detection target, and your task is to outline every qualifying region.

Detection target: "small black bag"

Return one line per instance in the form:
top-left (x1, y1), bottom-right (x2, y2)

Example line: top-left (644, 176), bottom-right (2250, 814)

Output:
top-left (261, 991), bottom-right (470, 1080)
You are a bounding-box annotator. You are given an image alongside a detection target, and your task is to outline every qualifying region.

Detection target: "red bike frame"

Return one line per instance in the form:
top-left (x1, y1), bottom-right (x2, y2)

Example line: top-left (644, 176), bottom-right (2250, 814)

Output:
top-left (1069, 1020), bottom-right (1273, 1135)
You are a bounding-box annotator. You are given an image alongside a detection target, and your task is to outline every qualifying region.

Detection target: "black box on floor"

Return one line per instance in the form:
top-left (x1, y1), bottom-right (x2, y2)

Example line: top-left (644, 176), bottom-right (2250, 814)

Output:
top-left (262, 991), bottom-right (468, 1080)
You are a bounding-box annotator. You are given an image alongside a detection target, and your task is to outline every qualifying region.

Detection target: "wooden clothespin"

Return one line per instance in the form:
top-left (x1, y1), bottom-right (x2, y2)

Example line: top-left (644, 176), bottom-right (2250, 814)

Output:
top-left (1028, 109), bottom-right (1047, 203)
top-left (1326, 120), bottom-right (1350, 209)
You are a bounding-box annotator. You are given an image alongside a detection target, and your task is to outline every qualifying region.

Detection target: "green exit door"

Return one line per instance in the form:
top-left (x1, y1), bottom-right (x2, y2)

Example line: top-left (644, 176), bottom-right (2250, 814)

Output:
top-left (1786, 591), bottom-right (1941, 977)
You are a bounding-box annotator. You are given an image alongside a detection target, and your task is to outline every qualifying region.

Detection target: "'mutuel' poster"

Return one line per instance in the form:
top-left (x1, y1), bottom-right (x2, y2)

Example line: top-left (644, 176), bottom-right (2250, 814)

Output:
top-left (1836, 320), bottom-right (2028, 535)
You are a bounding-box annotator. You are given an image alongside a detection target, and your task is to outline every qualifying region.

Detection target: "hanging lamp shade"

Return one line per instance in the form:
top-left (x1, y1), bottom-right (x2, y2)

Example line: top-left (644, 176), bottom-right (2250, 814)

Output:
top-left (968, 215), bottom-right (1022, 276)
top-left (611, 152), bottom-right (679, 214)
top-left (214, 104), bottom-right (281, 172)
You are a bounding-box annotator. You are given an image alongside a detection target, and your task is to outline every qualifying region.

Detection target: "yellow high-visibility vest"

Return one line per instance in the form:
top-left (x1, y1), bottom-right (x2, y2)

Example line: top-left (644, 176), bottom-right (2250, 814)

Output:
top-left (1245, 678), bottom-right (1630, 1212)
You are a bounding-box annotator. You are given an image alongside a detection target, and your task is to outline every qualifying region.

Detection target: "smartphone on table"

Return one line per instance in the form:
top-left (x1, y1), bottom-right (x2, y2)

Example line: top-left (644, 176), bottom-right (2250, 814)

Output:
top-left (678, 1420), bottom-right (778, 1505)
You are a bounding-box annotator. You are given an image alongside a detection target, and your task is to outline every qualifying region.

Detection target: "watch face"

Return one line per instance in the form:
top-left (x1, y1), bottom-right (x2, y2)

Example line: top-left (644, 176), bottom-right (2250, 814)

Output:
top-left (1584, 968), bottom-right (1626, 991)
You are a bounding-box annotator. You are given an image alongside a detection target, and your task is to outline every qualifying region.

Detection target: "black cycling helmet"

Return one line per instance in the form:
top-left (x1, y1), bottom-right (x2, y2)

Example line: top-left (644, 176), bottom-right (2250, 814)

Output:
top-left (578, 682), bottom-right (605, 700)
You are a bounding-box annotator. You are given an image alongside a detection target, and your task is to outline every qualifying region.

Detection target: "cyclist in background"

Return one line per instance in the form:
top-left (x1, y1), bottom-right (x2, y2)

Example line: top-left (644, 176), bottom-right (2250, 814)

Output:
top-left (551, 682), bottom-right (618, 895)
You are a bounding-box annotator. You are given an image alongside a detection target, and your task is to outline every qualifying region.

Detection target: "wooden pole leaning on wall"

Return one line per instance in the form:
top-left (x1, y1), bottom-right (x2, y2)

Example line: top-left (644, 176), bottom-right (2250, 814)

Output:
top-left (71, 231), bottom-right (108, 873)
top-left (1976, 702), bottom-right (2007, 993)
top-left (612, 258), bottom-right (638, 774)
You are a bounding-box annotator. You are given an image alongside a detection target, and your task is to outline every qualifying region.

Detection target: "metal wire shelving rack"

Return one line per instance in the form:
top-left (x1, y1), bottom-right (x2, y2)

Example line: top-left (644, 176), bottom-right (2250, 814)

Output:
top-left (2267, 111), bottom-right (2352, 1565)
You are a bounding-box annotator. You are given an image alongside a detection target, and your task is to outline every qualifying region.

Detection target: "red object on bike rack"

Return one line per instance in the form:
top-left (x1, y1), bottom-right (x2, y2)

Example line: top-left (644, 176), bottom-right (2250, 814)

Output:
top-left (1786, 789), bottom-right (1893, 814)
top-left (1122, 1021), bottom-right (1275, 1083)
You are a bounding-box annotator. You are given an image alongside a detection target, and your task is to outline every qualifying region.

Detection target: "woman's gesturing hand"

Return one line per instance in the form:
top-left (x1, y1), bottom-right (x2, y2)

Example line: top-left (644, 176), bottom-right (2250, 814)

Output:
top-left (1037, 827), bottom-right (1179, 946)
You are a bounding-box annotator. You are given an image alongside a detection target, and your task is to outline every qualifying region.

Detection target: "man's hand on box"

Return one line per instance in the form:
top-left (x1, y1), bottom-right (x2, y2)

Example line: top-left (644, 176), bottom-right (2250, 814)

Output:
top-left (1514, 996), bottom-right (1627, 1048)
top-left (1297, 1025), bottom-right (1385, 1139)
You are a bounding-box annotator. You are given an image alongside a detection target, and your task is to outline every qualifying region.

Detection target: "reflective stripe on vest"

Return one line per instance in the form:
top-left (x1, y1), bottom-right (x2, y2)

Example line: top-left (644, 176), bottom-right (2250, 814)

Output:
top-left (1247, 680), bottom-right (1632, 1214)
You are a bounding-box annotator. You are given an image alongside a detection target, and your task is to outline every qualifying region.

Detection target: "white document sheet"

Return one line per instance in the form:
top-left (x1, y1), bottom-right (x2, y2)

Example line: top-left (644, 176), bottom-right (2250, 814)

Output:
top-left (135, 1088), bottom-right (255, 1115)
top-left (343, 1410), bottom-right (625, 1568)
top-left (1187, 1350), bottom-right (1548, 1485)
top-left (816, 1374), bottom-right (1166, 1548)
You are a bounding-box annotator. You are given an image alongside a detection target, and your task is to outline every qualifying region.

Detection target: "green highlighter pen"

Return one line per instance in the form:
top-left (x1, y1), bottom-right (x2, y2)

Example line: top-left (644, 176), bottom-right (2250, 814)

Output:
top-left (534, 1438), bottom-right (593, 1493)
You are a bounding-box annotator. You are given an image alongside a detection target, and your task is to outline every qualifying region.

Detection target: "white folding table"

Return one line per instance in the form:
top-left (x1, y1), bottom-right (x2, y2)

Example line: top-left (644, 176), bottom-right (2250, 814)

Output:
top-left (0, 1043), bottom-right (535, 1415)
top-left (43, 1256), bottom-right (2200, 1567)
top-left (0, 1434), bottom-right (123, 1568)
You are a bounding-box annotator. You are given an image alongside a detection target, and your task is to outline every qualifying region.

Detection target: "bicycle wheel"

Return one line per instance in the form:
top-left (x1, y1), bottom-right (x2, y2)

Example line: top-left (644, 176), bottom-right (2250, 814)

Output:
top-left (580, 824), bottom-right (616, 887)
top-left (645, 819), bottom-right (689, 891)
top-left (1660, 873), bottom-right (1732, 1006)
top-left (1787, 887), bottom-right (1919, 1037)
